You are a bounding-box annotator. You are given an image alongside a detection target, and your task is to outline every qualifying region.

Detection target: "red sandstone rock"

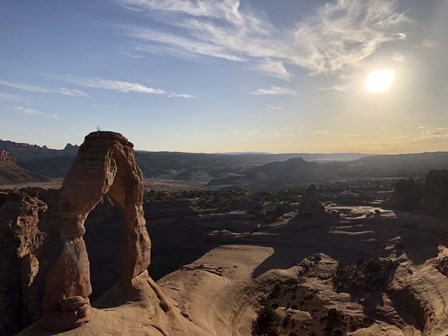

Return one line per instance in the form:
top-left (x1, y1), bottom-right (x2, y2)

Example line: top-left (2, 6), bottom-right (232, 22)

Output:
top-left (60, 296), bottom-right (87, 312)
top-left (42, 131), bottom-right (151, 331)
top-left (42, 291), bottom-right (66, 312)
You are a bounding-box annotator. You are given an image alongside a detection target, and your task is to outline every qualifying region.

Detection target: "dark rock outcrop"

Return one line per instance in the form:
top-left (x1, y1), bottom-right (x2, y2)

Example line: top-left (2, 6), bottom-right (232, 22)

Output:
top-left (382, 178), bottom-right (423, 210)
top-left (0, 192), bottom-right (48, 335)
top-left (298, 185), bottom-right (326, 216)
top-left (419, 170), bottom-right (448, 216)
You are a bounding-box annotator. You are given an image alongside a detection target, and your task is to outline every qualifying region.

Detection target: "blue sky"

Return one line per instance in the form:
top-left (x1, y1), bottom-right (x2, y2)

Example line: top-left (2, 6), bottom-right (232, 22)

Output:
top-left (0, 0), bottom-right (447, 153)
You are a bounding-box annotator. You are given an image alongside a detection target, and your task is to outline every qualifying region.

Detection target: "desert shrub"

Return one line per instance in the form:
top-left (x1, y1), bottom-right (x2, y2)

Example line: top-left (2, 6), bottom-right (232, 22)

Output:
top-left (253, 282), bottom-right (286, 336)
top-left (333, 258), bottom-right (395, 293)
top-left (252, 302), bottom-right (280, 336)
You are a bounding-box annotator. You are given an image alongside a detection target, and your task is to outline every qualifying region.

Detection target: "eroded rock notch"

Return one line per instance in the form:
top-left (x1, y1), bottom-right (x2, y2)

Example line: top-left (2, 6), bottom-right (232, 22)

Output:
top-left (42, 131), bottom-right (151, 330)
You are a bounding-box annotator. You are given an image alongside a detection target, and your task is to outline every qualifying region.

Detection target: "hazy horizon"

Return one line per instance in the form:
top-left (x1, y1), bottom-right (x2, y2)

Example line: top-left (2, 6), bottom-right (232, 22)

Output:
top-left (3, 133), bottom-right (448, 156)
top-left (1, 0), bottom-right (447, 154)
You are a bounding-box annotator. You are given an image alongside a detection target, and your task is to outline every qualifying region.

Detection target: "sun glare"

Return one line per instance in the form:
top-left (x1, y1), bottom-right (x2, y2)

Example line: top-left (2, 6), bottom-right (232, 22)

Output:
top-left (365, 69), bottom-right (395, 93)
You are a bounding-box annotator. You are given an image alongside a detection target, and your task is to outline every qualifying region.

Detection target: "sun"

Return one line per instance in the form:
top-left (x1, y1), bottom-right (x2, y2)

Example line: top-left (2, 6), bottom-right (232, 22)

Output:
top-left (365, 69), bottom-right (395, 93)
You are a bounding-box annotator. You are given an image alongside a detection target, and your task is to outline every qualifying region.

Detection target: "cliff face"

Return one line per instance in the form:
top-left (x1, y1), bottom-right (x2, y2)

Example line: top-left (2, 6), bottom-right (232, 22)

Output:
top-left (0, 150), bottom-right (16, 165)
top-left (0, 150), bottom-right (48, 185)
top-left (0, 139), bottom-right (79, 162)
top-left (0, 191), bottom-right (48, 335)
top-left (0, 188), bottom-right (120, 336)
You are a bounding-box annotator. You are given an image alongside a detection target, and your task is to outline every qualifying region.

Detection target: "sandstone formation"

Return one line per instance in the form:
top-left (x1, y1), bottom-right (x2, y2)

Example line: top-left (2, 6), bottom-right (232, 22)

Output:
top-left (0, 150), bottom-right (47, 185)
top-left (42, 131), bottom-right (151, 330)
top-left (419, 170), bottom-right (448, 216)
top-left (382, 178), bottom-right (423, 210)
top-left (0, 187), bottom-right (126, 336)
top-left (0, 191), bottom-right (48, 335)
top-left (11, 179), bottom-right (448, 336)
top-left (297, 184), bottom-right (326, 216)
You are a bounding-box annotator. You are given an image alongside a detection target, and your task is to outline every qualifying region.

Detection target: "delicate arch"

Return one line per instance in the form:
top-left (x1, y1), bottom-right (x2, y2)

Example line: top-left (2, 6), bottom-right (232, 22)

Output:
top-left (42, 132), bottom-right (151, 330)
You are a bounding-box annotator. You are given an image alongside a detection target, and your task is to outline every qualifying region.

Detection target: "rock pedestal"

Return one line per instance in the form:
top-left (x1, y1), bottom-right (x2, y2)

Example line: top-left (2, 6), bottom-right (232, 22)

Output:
top-left (42, 131), bottom-right (151, 330)
top-left (298, 184), bottom-right (326, 216)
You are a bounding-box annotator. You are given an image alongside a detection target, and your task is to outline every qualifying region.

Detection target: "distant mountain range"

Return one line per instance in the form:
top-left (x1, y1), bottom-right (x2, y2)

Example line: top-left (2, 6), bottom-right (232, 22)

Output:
top-left (0, 139), bottom-right (370, 179)
top-left (0, 140), bottom-right (79, 161)
top-left (1, 139), bottom-right (447, 189)
top-left (209, 152), bottom-right (448, 189)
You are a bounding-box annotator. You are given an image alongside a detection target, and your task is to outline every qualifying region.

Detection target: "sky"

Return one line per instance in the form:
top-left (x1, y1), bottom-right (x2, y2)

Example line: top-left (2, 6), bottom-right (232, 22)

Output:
top-left (0, 0), bottom-right (447, 154)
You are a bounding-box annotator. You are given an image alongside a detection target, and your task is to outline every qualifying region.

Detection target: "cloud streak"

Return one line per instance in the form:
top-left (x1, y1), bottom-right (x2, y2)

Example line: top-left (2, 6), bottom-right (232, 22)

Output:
top-left (62, 76), bottom-right (165, 94)
top-left (319, 85), bottom-right (351, 92)
top-left (0, 80), bottom-right (88, 97)
top-left (119, 0), bottom-right (408, 79)
top-left (15, 106), bottom-right (59, 119)
top-left (0, 92), bottom-right (20, 101)
top-left (252, 86), bottom-right (296, 96)
top-left (58, 75), bottom-right (195, 98)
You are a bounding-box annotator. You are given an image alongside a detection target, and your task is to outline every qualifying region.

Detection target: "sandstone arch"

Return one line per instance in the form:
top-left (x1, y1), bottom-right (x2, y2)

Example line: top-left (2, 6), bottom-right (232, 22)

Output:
top-left (42, 131), bottom-right (151, 330)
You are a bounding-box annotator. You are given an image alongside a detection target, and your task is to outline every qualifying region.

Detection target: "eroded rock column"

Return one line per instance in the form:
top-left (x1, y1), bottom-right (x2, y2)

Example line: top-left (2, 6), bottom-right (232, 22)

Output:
top-left (42, 131), bottom-right (151, 330)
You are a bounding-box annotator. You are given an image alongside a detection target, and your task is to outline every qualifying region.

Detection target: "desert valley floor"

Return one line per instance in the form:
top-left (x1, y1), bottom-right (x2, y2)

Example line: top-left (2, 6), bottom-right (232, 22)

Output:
top-left (9, 184), bottom-right (448, 336)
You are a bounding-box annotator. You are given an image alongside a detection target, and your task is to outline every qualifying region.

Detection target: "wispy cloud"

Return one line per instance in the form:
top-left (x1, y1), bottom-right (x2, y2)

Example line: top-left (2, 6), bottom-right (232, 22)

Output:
top-left (293, 0), bottom-right (408, 74)
top-left (58, 75), bottom-right (195, 98)
top-left (167, 93), bottom-right (197, 98)
top-left (266, 104), bottom-right (283, 111)
top-left (58, 88), bottom-right (89, 97)
top-left (0, 92), bottom-right (20, 101)
top-left (392, 53), bottom-right (404, 63)
top-left (61, 76), bottom-right (165, 94)
top-left (15, 106), bottom-right (41, 115)
top-left (319, 85), bottom-right (350, 92)
top-left (15, 106), bottom-right (59, 119)
top-left (419, 128), bottom-right (448, 140)
top-left (0, 80), bottom-right (88, 97)
top-left (252, 86), bottom-right (296, 96)
top-left (420, 39), bottom-right (437, 48)
top-left (119, 0), bottom-right (408, 79)
top-left (356, 128), bottom-right (448, 151)
top-left (255, 60), bottom-right (291, 81)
